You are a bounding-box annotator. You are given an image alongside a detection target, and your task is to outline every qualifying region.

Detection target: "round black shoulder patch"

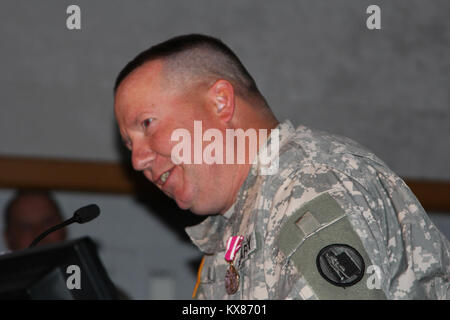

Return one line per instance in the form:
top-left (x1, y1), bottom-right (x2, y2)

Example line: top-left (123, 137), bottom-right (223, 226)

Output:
top-left (316, 244), bottom-right (365, 287)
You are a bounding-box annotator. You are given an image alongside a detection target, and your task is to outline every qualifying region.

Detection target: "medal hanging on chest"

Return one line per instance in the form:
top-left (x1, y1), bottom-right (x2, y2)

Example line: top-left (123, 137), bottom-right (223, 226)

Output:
top-left (224, 235), bottom-right (244, 295)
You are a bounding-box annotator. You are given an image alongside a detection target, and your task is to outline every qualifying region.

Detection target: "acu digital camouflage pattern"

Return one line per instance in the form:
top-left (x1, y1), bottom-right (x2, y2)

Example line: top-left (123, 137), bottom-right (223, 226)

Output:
top-left (186, 120), bottom-right (450, 300)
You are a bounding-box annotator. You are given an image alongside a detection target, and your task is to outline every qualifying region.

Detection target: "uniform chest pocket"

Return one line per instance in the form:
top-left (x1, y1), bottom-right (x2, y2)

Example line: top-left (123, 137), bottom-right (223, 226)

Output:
top-left (196, 257), bottom-right (232, 299)
top-left (200, 260), bottom-right (226, 284)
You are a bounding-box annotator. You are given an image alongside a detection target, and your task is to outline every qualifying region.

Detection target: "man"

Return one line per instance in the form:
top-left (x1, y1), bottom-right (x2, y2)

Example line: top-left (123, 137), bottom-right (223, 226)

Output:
top-left (3, 190), bottom-right (66, 251)
top-left (114, 34), bottom-right (449, 299)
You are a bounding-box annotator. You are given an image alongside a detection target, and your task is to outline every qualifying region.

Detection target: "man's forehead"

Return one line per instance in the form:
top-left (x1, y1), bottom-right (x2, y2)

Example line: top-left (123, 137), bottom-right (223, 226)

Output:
top-left (116, 60), bottom-right (164, 97)
top-left (114, 61), bottom-right (164, 118)
top-left (11, 197), bottom-right (58, 219)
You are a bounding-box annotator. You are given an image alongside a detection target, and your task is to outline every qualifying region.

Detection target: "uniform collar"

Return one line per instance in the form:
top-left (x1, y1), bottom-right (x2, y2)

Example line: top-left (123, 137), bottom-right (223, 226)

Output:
top-left (185, 120), bottom-right (296, 253)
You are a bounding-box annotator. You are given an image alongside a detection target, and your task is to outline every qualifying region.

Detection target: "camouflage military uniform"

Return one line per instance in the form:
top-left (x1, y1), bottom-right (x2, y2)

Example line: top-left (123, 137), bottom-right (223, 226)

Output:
top-left (186, 120), bottom-right (450, 300)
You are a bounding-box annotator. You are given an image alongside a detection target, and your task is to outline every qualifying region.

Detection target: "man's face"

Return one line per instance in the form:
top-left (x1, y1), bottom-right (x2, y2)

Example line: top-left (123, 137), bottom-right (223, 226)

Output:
top-left (114, 61), bottom-right (231, 215)
top-left (5, 195), bottom-right (66, 251)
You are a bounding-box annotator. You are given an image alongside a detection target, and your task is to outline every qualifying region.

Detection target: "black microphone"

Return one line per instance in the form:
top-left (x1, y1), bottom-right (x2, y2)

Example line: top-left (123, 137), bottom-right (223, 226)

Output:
top-left (29, 204), bottom-right (100, 248)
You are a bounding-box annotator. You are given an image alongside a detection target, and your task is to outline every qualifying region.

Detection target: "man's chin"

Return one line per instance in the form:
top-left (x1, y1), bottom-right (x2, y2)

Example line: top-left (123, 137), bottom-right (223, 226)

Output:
top-left (173, 192), bottom-right (218, 215)
top-left (175, 198), bottom-right (210, 215)
top-left (174, 197), bottom-right (192, 211)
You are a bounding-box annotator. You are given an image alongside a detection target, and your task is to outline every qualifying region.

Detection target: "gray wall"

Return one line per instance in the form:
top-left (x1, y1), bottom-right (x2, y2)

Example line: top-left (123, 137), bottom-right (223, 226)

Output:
top-left (0, 0), bottom-right (449, 299)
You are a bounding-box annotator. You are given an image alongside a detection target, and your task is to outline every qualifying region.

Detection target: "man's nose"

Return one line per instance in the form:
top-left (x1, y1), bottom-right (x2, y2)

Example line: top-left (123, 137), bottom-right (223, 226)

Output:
top-left (131, 146), bottom-right (155, 171)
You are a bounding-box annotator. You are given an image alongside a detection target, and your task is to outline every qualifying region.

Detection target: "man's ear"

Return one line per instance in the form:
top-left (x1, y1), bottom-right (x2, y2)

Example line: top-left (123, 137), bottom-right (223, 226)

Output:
top-left (208, 79), bottom-right (235, 123)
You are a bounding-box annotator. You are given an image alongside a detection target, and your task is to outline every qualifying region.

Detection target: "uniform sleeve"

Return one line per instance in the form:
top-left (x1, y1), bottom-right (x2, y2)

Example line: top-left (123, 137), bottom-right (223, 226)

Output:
top-left (350, 169), bottom-right (450, 299)
top-left (266, 162), bottom-right (450, 299)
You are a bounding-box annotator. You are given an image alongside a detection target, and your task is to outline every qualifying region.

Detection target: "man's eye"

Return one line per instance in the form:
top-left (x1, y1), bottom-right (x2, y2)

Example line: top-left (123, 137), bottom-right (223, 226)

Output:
top-left (142, 118), bottom-right (153, 129)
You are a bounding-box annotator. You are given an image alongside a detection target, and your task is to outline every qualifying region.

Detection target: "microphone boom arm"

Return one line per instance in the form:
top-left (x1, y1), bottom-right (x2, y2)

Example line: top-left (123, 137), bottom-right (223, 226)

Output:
top-left (29, 218), bottom-right (75, 248)
top-left (28, 204), bottom-right (100, 248)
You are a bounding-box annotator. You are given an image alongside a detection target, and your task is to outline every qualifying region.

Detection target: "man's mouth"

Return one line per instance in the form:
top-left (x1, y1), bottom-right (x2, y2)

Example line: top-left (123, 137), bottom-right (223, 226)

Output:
top-left (160, 171), bottom-right (170, 183)
top-left (156, 167), bottom-right (175, 187)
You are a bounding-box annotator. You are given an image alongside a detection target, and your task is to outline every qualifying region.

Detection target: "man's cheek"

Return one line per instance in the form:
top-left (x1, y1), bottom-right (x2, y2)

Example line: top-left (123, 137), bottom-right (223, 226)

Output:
top-left (148, 136), bottom-right (170, 159)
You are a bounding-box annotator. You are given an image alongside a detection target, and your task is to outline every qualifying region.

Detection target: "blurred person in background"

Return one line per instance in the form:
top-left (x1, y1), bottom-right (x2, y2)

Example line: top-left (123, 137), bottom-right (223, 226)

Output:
top-left (3, 190), bottom-right (66, 251)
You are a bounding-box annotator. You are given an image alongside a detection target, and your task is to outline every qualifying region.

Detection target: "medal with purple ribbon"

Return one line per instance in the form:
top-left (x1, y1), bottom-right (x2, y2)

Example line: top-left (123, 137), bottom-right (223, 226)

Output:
top-left (224, 235), bottom-right (244, 295)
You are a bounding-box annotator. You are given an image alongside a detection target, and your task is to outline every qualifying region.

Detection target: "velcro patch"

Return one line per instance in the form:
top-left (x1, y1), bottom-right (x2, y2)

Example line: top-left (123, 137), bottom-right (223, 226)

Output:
top-left (276, 192), bottom-right (386, 300)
